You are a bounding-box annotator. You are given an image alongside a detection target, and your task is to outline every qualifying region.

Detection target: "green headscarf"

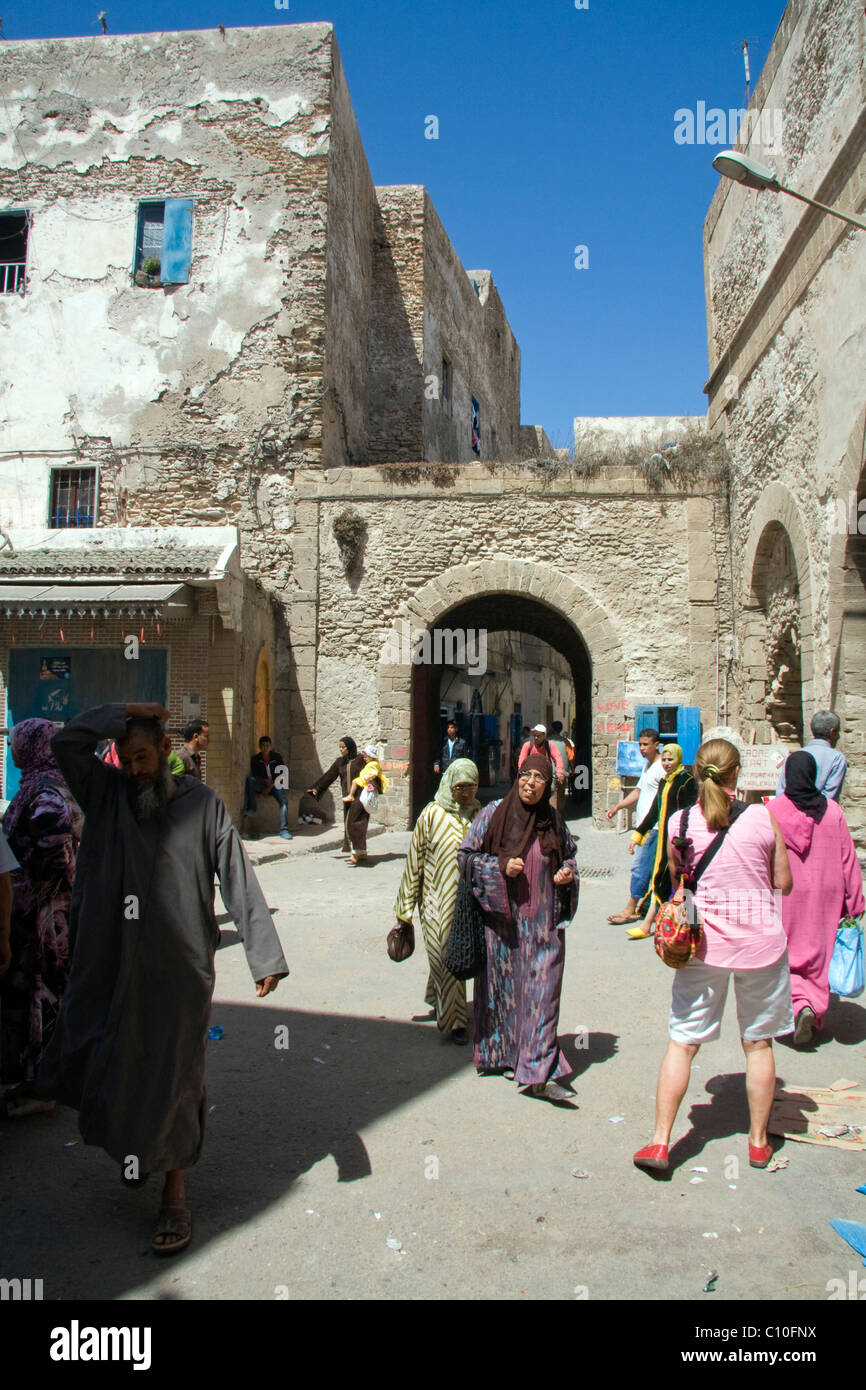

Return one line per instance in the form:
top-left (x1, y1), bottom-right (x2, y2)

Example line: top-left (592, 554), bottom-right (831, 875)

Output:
top-left (661, 743), bottom-right (684, 782)
top-left (434, 758), bottom-right (481, 820)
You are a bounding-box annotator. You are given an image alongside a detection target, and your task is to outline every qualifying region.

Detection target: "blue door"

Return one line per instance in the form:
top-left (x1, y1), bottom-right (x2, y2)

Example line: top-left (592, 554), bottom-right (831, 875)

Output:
top-left (5, 646), bottom-right (168, 799)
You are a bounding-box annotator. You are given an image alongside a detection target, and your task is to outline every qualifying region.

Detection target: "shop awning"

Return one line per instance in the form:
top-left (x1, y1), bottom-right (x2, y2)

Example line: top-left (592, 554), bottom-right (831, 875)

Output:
top-left (0, 583), bottom-right (189, 616)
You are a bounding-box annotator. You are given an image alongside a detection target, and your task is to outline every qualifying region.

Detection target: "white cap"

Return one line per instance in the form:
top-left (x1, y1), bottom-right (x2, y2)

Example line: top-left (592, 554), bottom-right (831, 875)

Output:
top-left (531, 724), bottom-right (547, 735)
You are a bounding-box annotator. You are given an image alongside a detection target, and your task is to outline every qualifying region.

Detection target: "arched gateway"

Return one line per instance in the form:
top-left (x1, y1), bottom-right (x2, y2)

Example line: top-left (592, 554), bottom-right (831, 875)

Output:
top-left (376, 559), bottom-right (625, 826)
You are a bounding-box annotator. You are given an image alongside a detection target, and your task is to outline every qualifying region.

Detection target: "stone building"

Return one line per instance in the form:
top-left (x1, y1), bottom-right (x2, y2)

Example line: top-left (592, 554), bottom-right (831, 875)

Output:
top-left (7, 10), bottom-right (855, 837)
top-left (703, 0), bottom-right (866, 843)
top-left (0, 23), bottom-right (525, 812)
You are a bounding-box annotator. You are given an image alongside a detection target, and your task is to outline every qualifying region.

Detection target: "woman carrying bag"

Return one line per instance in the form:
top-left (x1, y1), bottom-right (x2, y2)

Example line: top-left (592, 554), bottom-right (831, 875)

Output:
top-left (633, 739), bottom-right (793, 1173)
top-left (392, 759), bottom-right (481, 1045)
top-left (457, 755), bottom-right (579, 1103)
top-left (769, 750), bottom-right (865, 1045)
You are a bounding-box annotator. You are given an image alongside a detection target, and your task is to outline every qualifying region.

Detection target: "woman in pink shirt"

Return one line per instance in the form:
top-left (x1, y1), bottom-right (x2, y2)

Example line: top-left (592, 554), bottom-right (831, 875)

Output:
top-left (769, 750), bottom-right (864, 1046)
top-left (633, 738), bottom-right (793, 1173)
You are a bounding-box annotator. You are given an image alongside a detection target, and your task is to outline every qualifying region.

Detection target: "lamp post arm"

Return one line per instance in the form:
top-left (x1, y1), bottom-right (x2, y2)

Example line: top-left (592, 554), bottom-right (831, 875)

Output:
top-left (777, 182), bottom-right (866, 231)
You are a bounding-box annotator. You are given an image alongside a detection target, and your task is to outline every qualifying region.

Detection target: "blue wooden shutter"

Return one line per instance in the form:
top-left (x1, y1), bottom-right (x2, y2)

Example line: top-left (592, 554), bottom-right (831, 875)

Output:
top-left (677, 706), bottom-right (702, 767)
top-left (633, 705), bottom-right (656, 739)
top-left (160, 198), bottom-right (193, 283)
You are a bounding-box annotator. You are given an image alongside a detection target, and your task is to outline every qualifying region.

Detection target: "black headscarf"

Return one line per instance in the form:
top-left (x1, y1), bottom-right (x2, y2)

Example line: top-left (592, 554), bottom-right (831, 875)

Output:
top-left (784, 750), bottom-right (828, 822)
top-left (481, 753), bottom-right (564, 873)
top-left (340, 736), bottom-right (358, 764)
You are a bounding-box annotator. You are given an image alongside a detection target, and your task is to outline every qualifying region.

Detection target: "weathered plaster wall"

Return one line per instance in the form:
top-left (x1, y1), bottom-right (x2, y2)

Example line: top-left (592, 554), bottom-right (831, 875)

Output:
top-left (322, 41), bottom-right (375, 468)
top-left (365, 187), bottom-right (425, 464)
top-left (423, 199), bottom-right (520, 461)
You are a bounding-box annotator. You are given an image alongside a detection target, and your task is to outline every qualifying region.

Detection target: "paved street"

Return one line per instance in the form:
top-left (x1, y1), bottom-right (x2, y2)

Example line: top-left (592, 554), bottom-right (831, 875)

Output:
top-left (2, 816), bottom-right (864, 1303)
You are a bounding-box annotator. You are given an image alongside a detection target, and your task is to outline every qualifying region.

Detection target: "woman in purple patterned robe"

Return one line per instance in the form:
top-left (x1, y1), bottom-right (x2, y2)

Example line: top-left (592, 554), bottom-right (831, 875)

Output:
top-left (0, 718), bottom-right (81, 1111)
top-left (457, 754), bottom-right (579, 1103)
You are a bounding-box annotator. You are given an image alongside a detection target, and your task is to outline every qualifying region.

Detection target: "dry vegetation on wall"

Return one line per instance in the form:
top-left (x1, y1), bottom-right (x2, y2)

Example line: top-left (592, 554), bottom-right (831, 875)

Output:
top-left (331, 508), bottom-right (368, 575)
top-left (375, 463), bottom-right (461, 489)
top-left (566, 423), bottom-right (731, 489)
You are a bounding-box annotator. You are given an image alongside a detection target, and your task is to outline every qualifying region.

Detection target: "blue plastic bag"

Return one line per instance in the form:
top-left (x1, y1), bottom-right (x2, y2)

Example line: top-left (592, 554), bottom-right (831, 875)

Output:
top-left (828, 917), bottom-right (865, 999)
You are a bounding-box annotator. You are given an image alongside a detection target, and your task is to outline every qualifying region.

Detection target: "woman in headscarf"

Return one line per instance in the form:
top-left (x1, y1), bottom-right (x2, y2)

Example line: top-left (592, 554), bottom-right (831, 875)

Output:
top-left (343, 743), bottom-right (387, 865)
top-left (306, 737), bottom-right (362, 854)
top-left (627, 743), bottom-right (698, 940)
top-left (457, 754), bottom-right (579, 1102)
top-left (0, 718), bottom-right (82, 1116)
top-left (393, 758), bottom-right (481, 1045)
top-left (769, 749), bottom-right (864, 1045)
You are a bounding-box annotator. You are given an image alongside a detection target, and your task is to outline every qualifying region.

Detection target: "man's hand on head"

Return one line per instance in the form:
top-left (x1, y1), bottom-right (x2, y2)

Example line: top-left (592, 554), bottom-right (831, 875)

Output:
top-left (126, 703), bottom-right (170, 723)
top-left (255, 974), bottom-right (282, 997)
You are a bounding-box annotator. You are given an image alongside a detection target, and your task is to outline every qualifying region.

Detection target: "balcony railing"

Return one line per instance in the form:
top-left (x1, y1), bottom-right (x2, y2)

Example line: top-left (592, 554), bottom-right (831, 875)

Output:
top-left (0, 262), bottom-right (26, 294)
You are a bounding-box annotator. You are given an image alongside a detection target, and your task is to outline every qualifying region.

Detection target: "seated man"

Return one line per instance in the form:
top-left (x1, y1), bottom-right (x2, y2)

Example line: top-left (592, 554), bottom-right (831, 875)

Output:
top-left (242, 736), bottom-right (291, 840)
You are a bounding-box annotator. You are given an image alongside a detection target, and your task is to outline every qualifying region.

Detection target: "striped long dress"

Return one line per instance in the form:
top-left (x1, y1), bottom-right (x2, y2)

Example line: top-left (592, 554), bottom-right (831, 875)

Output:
top-left (394, 801), bottom-right (473, 1034)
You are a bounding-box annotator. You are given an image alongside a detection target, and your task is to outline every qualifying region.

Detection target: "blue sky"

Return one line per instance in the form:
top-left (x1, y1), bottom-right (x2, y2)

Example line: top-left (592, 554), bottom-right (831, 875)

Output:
top-left (5, 0), bottom-right (787, 449)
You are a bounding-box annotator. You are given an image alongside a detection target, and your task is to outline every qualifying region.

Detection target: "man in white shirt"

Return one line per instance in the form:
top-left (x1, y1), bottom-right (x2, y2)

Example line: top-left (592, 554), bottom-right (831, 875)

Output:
top-left (605, 729), bottom-right (663, 924)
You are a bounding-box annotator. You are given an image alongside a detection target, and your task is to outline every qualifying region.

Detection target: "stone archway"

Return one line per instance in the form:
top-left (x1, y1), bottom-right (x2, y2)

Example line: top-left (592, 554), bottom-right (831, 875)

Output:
top-left (740, 484), bottom-right (814, 744)
top-left (832, 407), bottom-right (866, 848)
top-left (377, 559), bottom-right (625, 826)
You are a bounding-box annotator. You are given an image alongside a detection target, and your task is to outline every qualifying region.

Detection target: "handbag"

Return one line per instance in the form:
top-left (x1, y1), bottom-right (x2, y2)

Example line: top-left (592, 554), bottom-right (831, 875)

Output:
top-left (387, 918), bottom-right (415, 962)
top-left (828, 916), bottom-right (865, 998)
top-left (444, 854), bottom-right (487, 981)
top-left (654, 804), bottom-right (739, 969)
top-left (360, 785), bottom-right (379, 815)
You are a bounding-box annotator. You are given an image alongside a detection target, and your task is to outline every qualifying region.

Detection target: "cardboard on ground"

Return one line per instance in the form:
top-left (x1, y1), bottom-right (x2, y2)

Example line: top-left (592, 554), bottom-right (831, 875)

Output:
top-left (769, 1078), bottom-right (865, 1150)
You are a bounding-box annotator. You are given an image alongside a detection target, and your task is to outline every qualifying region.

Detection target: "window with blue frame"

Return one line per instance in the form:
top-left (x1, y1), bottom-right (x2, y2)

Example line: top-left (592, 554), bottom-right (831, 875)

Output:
top-left (134, 198), bottom-right (193, 283)
top-left (50, 468), bottom-right (97, 528)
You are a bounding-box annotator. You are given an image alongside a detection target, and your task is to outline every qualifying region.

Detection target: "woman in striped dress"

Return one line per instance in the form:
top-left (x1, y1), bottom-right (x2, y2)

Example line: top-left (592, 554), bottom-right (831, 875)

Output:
top-left (393, 759), bottom-right (481, 1045)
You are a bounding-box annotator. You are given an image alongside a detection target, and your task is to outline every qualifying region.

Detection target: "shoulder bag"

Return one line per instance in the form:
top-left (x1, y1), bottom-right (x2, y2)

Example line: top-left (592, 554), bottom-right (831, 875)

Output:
top-left (654, 803), bottom-right (743, 969)
top-left (444, 851), bottom-right (487, 981)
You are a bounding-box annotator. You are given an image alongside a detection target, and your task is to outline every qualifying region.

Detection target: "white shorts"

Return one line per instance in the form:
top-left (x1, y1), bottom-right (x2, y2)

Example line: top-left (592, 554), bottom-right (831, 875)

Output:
top-left (669, 952), bottom-right (794, 1045)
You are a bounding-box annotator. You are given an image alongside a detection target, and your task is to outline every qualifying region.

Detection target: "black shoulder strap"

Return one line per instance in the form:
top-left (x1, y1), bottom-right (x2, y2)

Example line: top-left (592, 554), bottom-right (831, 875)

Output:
top-left (683, 799), bottom-right (748, 883)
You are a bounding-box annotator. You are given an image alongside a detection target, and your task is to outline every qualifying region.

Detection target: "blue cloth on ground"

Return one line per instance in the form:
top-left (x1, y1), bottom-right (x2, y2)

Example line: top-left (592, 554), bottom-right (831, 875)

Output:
top-left (829, 1219), bottom-right (866, 1266)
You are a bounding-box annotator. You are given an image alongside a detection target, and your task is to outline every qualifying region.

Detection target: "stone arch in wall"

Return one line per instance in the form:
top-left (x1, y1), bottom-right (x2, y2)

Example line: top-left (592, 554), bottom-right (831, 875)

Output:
top-left (377, 559), bottom-right (625, 825)
top-left (831, 407), bottom-right (866, 849)
top-left (740, 485), bottom-right (814, 745)
top-left (253, 644), bottom-right (273, 746)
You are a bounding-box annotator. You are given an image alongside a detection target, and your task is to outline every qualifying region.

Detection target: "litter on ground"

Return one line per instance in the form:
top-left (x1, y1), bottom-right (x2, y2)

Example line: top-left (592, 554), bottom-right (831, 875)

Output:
top-left (769, 1080), bottom-right (865, 1150)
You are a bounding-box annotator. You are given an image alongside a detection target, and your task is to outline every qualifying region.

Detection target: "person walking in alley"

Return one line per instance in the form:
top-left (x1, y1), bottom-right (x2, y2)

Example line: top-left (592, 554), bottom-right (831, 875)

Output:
top-left (36, 703), bottom-right (289, 1255)
top-left (393, 759), bottom-right (482, 1046)
top-left (606, 729), bottom-right (664, 925)
top-left (776, 710), bottom-right (847, 801)
top-left (769, 750), bottom-right (864, 1045)
top-left (458, 755), bottom-right (579, 1103)
top-left (633, 738), bottom-right (793, 1173)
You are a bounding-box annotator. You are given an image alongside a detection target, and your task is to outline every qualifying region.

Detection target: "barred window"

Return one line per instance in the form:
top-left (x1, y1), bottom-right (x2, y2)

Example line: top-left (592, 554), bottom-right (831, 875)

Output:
top-left (0, 211), bottom-right (28, 294)
top-left (50, 468), bottom-right (97, 528)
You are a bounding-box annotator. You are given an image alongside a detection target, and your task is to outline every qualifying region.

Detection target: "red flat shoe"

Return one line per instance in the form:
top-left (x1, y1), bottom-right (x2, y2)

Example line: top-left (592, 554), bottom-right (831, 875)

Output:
top-left (633, 1143), bottom-right (669, 1171)
top-left (748, 1142), bottom-right (774, 1169)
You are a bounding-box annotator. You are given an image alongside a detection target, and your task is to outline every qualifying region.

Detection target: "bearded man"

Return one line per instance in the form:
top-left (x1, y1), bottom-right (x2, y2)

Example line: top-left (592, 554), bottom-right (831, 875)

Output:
top-left (37, 702), bottom-right (289, 1255)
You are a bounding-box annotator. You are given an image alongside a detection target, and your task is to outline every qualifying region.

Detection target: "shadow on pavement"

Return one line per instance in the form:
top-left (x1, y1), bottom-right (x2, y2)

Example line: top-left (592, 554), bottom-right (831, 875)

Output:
top-left (0, 1002), bottom-right (471, 1297)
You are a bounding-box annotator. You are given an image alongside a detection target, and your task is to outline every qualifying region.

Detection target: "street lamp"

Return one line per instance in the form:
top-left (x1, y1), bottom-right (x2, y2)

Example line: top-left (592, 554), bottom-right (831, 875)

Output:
top-left (713, 151), bottom-right (866, 231)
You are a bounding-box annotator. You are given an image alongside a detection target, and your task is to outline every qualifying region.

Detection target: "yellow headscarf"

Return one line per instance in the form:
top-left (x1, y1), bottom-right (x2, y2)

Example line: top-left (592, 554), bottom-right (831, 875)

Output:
top-left (661, 743), bottom-right (684, 782)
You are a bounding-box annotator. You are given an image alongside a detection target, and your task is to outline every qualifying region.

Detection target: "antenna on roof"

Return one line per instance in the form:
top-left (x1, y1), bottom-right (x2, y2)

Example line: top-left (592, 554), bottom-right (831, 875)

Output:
top-left (742, 40), bottom-right (751, 102)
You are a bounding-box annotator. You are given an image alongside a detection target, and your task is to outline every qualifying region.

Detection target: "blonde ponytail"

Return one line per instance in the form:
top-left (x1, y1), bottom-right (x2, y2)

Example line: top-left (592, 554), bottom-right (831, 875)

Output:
top-left (695, 738), bottom-right (740, 829)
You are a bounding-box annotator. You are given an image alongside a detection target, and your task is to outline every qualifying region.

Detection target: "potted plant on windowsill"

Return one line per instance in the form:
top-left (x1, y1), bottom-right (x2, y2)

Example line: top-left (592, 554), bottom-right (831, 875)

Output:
top-left (134, 256), bottom-right (163, 288)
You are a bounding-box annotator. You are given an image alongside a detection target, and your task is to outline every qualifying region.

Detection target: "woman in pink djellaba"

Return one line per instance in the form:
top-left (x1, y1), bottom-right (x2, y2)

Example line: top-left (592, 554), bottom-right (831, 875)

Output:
top-left (770, 750), bottom-right (864, 1046)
